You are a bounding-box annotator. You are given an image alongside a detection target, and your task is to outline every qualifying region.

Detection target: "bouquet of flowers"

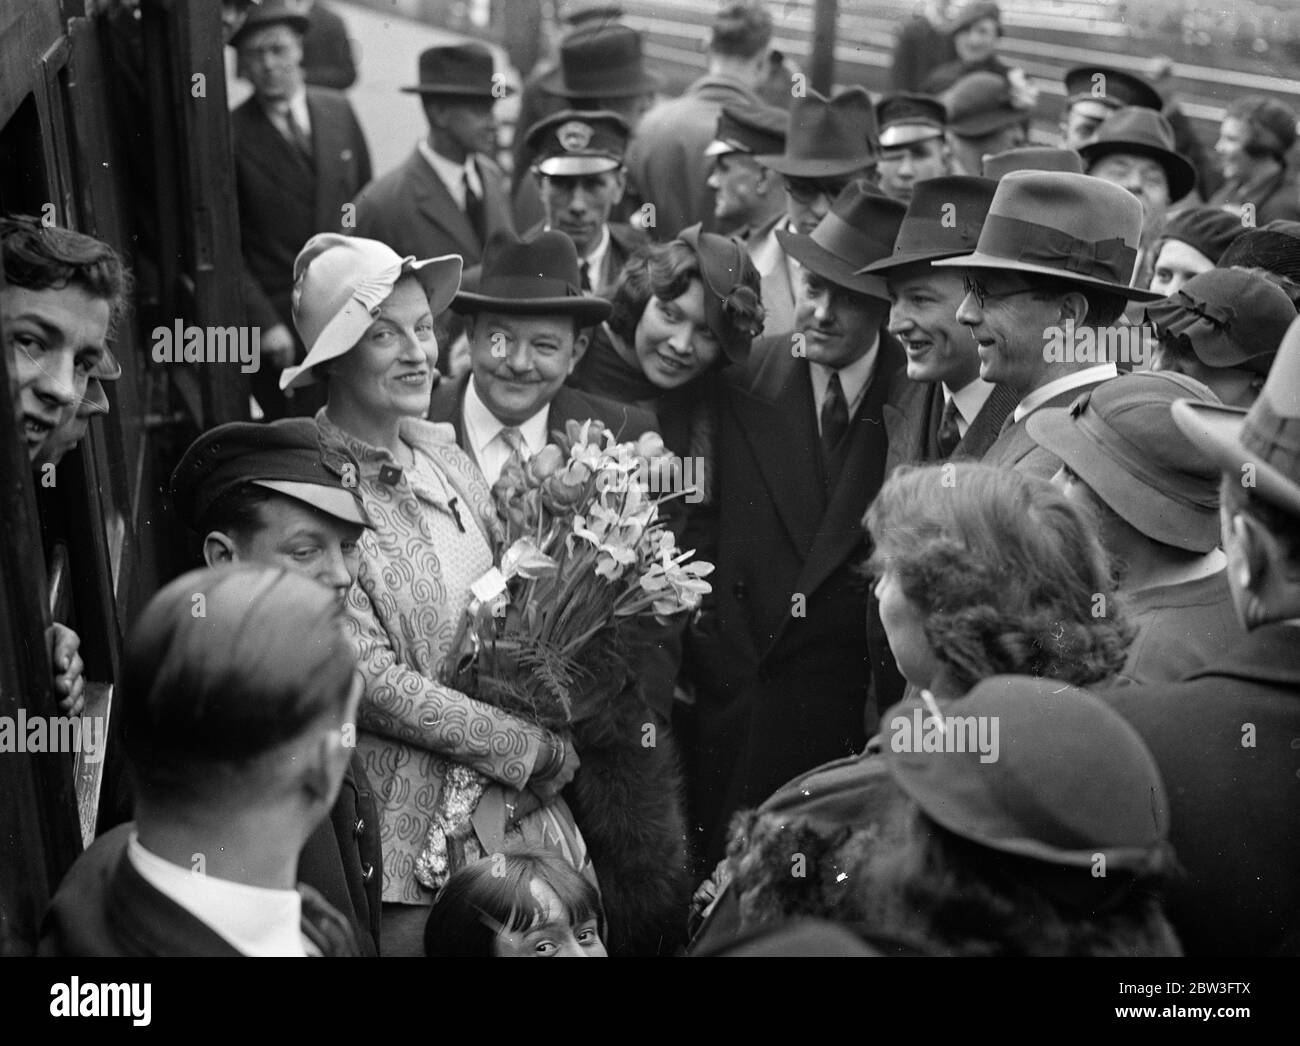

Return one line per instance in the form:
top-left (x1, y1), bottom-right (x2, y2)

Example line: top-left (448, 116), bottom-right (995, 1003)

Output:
top-left (414, 419), bottom-right (712, 889)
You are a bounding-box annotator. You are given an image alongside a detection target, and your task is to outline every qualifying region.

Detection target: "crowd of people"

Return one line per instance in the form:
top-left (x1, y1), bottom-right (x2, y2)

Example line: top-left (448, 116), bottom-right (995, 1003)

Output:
top-left (8, 0), bottom-right (1300, 957)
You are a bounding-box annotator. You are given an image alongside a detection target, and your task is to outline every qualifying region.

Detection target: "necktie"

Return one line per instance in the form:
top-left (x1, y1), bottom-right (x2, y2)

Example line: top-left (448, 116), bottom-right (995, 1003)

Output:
top-left (499, 425), bottom-right (526, 464)
top-left (936, 395), bottom-right (962, 458)
top-left (579, 260), bottom-right (592, 293)
top-left (463, 168), bottom-right (485, 243)
top-left (283, 107), bottom-right (314, 167)
top-left (821, 371), bottom-right (849, 454)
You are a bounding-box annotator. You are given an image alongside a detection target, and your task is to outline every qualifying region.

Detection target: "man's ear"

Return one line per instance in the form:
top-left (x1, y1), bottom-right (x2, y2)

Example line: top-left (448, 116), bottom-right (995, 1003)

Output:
top-left (569, 331), bottom-right (591, 372)
top-left (611, 168), bottom-right (628, 206)
top-left (755, 165), bottom-right (776, 197)
top-left (1059, 289), bottom-right (1091, 327)
top-left (203, 532), bottom-right (239, 568)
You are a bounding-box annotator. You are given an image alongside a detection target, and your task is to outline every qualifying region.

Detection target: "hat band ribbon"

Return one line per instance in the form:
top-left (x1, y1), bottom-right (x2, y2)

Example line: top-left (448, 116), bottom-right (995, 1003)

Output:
top-left (979, 214), bottom-right (1136, 284)
top-left (1071, 395), bottom-right (1220, 511)
top-left (1242, 404), bottom-right (1300, 469)
top-left (477, 275), bottom-right (582, 299)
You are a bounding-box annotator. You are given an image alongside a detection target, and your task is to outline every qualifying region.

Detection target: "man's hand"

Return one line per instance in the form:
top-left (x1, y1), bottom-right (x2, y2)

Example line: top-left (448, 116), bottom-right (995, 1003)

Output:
top-left (262, 323), bottom-right (297, 370)
top-left (530, 736), bottom-right (580, 803)
top-left (48, 623), bottom-right (86, 717)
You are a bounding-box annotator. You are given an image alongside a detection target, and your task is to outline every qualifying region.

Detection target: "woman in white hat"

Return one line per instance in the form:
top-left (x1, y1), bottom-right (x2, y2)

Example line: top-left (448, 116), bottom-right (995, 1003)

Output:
top-left (285, 234), bottom-right (590, 956)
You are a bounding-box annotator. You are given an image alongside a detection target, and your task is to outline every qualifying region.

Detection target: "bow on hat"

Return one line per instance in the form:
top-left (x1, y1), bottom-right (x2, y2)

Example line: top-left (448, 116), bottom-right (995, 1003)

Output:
top-left (1171, 289), bottom-right (1234, 328)
top-left (987, 214), bottom-right (1134, 282)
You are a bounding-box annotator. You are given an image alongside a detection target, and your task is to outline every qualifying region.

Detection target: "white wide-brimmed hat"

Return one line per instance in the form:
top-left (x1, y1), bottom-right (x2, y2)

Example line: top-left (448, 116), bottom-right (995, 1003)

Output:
top-left (281, 234), bottom-right (463, 392)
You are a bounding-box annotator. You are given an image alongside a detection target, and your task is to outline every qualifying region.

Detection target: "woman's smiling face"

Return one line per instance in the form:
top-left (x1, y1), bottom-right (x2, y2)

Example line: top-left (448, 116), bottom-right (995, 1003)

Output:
top-left (329, 275), bottom-right (437, 421)
top-left (633, 279), bottom-right (722, 389)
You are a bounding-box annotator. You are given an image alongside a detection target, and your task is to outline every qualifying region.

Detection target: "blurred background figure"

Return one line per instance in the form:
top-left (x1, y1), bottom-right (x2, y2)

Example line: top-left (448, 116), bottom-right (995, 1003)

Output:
top-left (704, 104), bottom-right (788, 241)
top-left (875, 93), bottom-right (951, 203)
top-left (1209, 95), bottom-right (1300, 225)
top-left (891, 0), bottom-right (956, 93)
top-left (628, 1), bottom-right (774, 239)
top-left (1059, 63), bottom-right (1163, 151)
top-left (943, 71), bottom-right (1030, 178)
top-left (921, 1), bottom-right (1007, 94)
top-left (298, 0), bottom-right (357, 90)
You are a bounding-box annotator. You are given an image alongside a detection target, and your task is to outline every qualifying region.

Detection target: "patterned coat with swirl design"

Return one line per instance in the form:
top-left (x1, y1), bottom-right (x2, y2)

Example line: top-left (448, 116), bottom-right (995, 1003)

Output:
top-left (315, 411), bottom-right (577, 905)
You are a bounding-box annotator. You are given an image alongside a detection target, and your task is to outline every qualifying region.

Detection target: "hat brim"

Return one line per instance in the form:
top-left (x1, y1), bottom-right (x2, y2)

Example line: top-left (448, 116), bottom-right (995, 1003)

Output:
top-left (755, 153), bottom-right (876, 178)
top-left (400, 83), bottom-right (514, 97)
top-left (1080, 140), bottom-right (1197, 203)
top-left (704, 139), bottom-right (742, 158)
top-left (251, 479), bottom-right (372, 529)
top-left (1171, 399), bottom-right (1300, 519)
top-left (776, 228), bottom-right (889, 300)
top-left (1026, 407), bottom-right (1219, 552)
top-left (450, 291), bottom-right (612, 325)
top-left (932, 250), bottom-right (1165, 301)
top-left (281, 254), bottom-right (464, 392)
top-left (858, 247), bottom-right (973, 275)
top-left (537, 66), bottom-right (660, 99)
top-left (534, 155), bottom-right (622, 176)
top-left (879, 125), bottom-right (945, 149)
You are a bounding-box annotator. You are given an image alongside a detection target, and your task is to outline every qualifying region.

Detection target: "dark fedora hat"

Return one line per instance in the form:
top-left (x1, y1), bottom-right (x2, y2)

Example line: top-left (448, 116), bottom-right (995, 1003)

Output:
top-left (1146, 268), bottom-right (1296, 374)
top-left (1079, 106), bottom-right (1197, 203)
top-left (1172, 314), bottom-right (1300, 519)
top-left (775, 182), bottom-right (906, 299)
top-left (228, 0), bottom-right (308, 48)
top-left (981, 145), bottom-right (1083, 179)
top-left (755, 87), bottom-right (878, 178)
top-left (1063, 65), bottom-right (1163, 113)
top-left (876, 93), bottom-right (946, 149)
top-left (885, 675), bottom-right (1169, 877)
top-left (859, 175), bottom-right (996, 274)
top-left (451, 229), bottom-right (611, 325)
top-left (539, 24), bottom-right (660, 100)
top-left (171, 418), bottom-right (372, 532)
top-left (402, 42), bottom-right (508, 98)
top-left (932, 170), bottom-right (1165, 301)
top-left (1026, 371), bottom-right (1223, 552)
top-left (945, 71), bottom-right (1032, 139)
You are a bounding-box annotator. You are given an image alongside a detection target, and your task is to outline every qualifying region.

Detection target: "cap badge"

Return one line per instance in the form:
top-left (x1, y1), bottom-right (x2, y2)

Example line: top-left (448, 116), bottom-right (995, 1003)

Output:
top-left (557, 121), bottom-right (594, 152)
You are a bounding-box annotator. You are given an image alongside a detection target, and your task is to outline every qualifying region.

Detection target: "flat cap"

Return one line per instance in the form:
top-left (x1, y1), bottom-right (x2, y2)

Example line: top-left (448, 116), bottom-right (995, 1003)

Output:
top-left (171, 418), bottom-right (371, 532)
top-left (705, 103), bottom-right (789, 158)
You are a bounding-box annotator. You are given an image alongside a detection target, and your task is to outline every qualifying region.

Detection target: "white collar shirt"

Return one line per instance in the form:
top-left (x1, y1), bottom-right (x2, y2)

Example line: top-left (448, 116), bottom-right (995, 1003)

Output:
top-left (462, 375), bottom-right (549, 486)
top-left (809, 335), bottom-right (879, 435)
top-left (262, 87), bottom-right (312, 143)
top-left (418, 138), bottom-right (483, 210)
top-left (943, 376), bottom-right (997, 437)
top-left (1013, 363), bottom-right (1119, 423)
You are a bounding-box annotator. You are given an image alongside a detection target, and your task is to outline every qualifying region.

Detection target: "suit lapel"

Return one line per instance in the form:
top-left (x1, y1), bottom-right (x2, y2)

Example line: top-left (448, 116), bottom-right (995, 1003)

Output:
top-left (793, 336), bottom-right (900, 603)
top-left (237, 102), bottom-right (315, 199)
top-left (411, 154), bottom-right (480, 257)
top-left (728, 341), bottom-right (826, 554)
top-left (952, 383), bottom-right (1018, 460)
top-left (307, 92), bottom-right (346, 230)
top-left (428, 373), bottom-right (469, 447)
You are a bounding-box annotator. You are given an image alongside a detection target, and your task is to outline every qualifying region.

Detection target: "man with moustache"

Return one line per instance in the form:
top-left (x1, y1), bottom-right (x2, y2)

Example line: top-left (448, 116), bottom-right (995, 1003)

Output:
top-left (933, 171), bottom-right (1163, 478)
top-left (748, 88), bottom-right (880, 341)
top-left (859, 176), bottom-right (1016, 473)
top-left (704, 103), bottom-right (788, 241)
top-left (690, 184), bottom-right (906, 860)
top-left (169, 420), bottom-right (382, 956)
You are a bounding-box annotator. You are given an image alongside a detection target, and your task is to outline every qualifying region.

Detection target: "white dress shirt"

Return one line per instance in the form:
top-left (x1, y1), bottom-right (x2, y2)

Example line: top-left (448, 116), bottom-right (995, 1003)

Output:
top-left (943, 376), bottom-right (997, 438)
top-left (262, 87), bottom-right (312, 144)
top-left (1013, 363), bottom-right (1118, 423)
top-left (462, 375), bottom-right (549, 486)
top-left (418, 138), bottom-right (483, 210)
top-left (127, 833), bottom-right (307, 957)
top-left (809, 335), bottom-right (879, 436)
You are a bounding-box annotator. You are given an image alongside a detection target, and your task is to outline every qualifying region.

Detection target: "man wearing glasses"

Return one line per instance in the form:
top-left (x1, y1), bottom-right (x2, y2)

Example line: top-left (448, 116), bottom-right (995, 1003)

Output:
top-left (932, 170), bottom-right (1163, 478)
top-left (749, 88), bottom-right (879, 340)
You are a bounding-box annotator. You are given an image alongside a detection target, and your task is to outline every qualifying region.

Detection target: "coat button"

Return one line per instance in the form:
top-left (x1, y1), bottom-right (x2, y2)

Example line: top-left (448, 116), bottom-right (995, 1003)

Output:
top-left (362, 863), bottom-right (375, 883)
top-left (354, 817), bottom-right (365, 838)
top-left (732, 581), bottom-right (747, 599)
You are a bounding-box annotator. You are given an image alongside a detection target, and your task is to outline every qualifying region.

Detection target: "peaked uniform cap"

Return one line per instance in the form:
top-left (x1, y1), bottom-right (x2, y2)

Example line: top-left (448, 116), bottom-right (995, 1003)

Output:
top-left (1063, 65), bottom-right (1163, 112)
top-left (706, 103), bottom-right (789, 158)
top-left (527, 109), bottom-right (630, 175)
top-left (877, 93), bottom-right (947, 148)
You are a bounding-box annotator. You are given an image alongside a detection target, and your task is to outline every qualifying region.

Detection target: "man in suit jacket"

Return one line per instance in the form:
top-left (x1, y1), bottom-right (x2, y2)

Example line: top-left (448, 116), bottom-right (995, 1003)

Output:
top-left (522, 110), bottom-right (647, 300)
top-left (169, 419), bottom-right (384, 956)
top-left (230, 2), bottom-right (371, 419)
top-left (749, 88), bottom-right (880, 342)
top-left (352, 43), bottom-right (514, 274)
top-left (41, 565), bottom-right (362, 957)
top-left (1101, 333), bottom-right (1300, 955)
top-left (627, 2), bottom-right (772, 239)
top-left (689, 184), bottom-right (907, 860)
top-left (931, 171), bottom-right (1164, 478)
top-left (861, 176), bottom-right (1015, 475)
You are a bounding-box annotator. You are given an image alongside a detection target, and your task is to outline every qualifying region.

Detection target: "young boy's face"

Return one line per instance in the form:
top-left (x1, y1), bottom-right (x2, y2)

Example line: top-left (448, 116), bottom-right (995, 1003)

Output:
top-left (491, 879), bottom-right (607, 958)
